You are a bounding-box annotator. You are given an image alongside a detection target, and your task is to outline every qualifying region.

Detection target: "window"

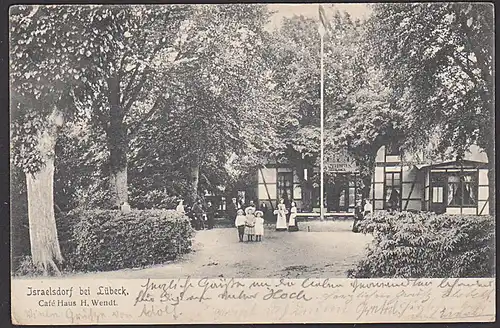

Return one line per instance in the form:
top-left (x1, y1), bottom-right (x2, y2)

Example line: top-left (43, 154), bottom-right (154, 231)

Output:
top-left (447, 173), bottom-right (477, 207)
top-left (348, 188), bottom-right (356, 207)
top-left (384, 172), bottom-right (401, 210)
top-left (277, 172), bottom-right (293, 203)
top-left (432, 186), bottom-right (444, 203)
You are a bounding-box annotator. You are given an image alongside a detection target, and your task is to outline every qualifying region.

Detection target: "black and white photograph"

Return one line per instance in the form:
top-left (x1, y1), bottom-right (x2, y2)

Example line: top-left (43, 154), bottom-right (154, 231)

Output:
top-left (9, 2), bottom-right (495, 324)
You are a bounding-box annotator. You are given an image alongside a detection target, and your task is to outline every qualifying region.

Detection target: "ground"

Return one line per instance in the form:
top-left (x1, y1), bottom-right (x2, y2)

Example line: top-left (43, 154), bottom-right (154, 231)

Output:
top-left (61, 220), bottom-right (373, 279)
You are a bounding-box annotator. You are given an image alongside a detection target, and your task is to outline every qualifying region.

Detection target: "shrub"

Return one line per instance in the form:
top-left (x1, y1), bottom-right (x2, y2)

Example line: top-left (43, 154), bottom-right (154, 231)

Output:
top-left (57, 209), bottom-right (194, 272)
top-left (13, 256), bottom-right (46, 277)
top-left (348, 211), bottom-right (495, 278)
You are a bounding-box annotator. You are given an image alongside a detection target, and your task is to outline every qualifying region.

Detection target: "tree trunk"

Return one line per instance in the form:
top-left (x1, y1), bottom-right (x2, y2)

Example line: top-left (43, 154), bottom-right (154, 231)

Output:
top-left (189, 155), bottom-right (200, 204)
top-left (110, 163), bottom-right (128, 209)
top-left (26, 110), bottom-right (64, 275)
top-left (107, 75), bottom-right (128, 208)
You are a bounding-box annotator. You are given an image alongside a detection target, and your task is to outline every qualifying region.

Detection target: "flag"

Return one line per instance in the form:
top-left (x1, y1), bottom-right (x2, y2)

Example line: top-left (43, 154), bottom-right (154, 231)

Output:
top-left (318, 4), bottom-right (330, 36)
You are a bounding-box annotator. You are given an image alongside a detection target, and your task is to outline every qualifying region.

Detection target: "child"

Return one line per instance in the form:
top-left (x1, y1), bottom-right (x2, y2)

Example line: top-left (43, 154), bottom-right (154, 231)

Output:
top-left (235, 209), bottom-right (246, 242)
top-left (254, 210), bottom-right (264, 242)
top-left (244, 207), bottom-right (256, 242)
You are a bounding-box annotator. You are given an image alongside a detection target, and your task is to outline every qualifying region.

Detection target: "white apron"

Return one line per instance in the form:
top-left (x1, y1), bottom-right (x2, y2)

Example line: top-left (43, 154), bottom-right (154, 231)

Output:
top-left (275, 204), bottom-right (288, 230)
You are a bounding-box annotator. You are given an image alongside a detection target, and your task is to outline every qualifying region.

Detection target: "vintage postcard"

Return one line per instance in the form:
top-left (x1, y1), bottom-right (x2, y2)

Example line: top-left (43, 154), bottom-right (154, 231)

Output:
top-left (10, 2), bottom-right (495, 325)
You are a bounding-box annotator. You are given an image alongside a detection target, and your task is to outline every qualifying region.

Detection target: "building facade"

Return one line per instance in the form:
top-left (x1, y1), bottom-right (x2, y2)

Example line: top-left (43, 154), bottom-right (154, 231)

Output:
top-left (369, 145), bottom-right (490, 215)
top-left (252, 145), bottom-right (490, 216)
top-left (255, 151), bottom-right (361, 214)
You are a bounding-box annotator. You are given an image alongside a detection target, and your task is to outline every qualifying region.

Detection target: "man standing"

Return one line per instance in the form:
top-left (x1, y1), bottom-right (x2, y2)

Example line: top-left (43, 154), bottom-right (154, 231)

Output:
top-left (226, 197), bottom-right (238, 220)
top-left (388, 188), bottom-right (400, 212)
top-left (206, 201), bottom-right (215, 229)
top-left (192, 199), bottom-right (205, 230)
top-left (352, 199), bottom-right (363, 233)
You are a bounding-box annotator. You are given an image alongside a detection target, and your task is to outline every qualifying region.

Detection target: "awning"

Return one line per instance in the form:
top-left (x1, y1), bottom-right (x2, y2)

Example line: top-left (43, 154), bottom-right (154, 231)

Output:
top-left (415, 160), bottom-right (488, 170)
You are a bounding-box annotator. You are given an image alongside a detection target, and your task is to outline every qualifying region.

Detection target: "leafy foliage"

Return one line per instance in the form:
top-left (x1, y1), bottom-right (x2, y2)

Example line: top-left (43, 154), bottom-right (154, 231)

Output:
top-left (10, 6), bottom-right (80, 173)
top-left (57, 209), bottom-right (194, 272)
top-left (349, 211), bottom-right (495, 278)
top-left (266, 10), bottom-right (402, 197)
top-left (368, 3), bottom-right (494, 163)
top-left (367, 3), bottom-right (494, 213)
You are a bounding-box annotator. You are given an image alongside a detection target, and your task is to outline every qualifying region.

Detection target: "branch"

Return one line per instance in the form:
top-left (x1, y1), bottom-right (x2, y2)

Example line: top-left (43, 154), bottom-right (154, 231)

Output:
top-left (19, 5), bottom-right (40, 25)
top-left (122, 70), bottom-right (149, 115)
top-left (120, 62), bottom-right (141, 106)
top-left (456, 9), bottom-right (492, 91)
top-left (117, 50), bottom-right (132, 82)
top-left (128, 94), bottom-right (168, 141)
top-left (92, 101), bottom-right (109, 134)
top-left (121, 41), bottom-right (166, 115)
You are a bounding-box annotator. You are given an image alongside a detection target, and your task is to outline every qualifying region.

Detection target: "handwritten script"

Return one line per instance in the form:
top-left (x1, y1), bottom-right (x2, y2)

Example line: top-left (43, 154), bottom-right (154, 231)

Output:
top-left (12, 277), bottom-right (495, 324)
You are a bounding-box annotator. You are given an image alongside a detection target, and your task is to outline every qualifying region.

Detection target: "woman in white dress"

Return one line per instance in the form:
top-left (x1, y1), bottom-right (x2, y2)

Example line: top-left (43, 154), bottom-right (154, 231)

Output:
top-left (274, 198), bottom-right (288, 231)
top-left (288, 201), bottom-right (298, 232)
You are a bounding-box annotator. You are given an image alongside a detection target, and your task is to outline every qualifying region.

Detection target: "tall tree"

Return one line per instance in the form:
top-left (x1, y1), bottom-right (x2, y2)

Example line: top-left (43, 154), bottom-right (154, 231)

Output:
top-left (322, 10), bottom-right (405, 199)
top-left (10, 5), bottom-right (83, 274)
top-left (71, 5), bottom-right (192, 208)
top-left (368, 3), bottom-right (495, 213)
top-left (160, 4), bottom-right (273, 203)
top-left (265, 11), bottom-right (400, 203)
top-left (264, 15), bottom-right (322, 208)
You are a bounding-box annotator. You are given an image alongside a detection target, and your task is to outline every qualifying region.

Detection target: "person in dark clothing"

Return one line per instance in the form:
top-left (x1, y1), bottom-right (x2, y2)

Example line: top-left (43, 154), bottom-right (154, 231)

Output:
top-left (226, 198), bottom-right (238, 221)
top-left (352, 200), bottom-right (363, 233)
top-left (388, 188), bottom-right (400, 212)
top-left (206, 201), bottom-right (215, 229)
top-left (237, 197), bottom-right (245, 210)
top-left (192, 200), bottom-right (205, 230)
top-left (260, 202), bottom-right (269, 222)
top-left (261, 202), bottom-right (273, 223)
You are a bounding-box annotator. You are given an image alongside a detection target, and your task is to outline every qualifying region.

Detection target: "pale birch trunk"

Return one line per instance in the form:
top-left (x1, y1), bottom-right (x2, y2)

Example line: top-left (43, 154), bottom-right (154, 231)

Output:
top-left (26, 109), bottom-right (64, 275)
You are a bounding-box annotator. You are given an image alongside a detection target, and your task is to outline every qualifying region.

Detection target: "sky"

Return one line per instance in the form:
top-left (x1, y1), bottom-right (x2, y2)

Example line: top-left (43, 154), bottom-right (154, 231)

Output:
top-left (266, 3), bottom-right (372, 30)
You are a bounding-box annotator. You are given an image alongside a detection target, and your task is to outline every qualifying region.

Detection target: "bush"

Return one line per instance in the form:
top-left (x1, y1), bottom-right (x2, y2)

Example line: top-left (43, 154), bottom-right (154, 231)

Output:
top-left (57, 209), bottom-right (194, 272)
top-left (13, 256), bottom-right (46, 277)
top-left (348, 211), bottom-right (495, 278)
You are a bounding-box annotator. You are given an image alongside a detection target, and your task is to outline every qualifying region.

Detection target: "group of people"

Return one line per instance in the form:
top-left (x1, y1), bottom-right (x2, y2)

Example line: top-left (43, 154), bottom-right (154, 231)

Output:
top-left (230, 198), bottom-right (299, 242)
top-left (176, 199), bottom-right (216, 230)
top-left (177, 194), bottom-right (375, 237)
top-left (234, 204), bottom-right (265, 242)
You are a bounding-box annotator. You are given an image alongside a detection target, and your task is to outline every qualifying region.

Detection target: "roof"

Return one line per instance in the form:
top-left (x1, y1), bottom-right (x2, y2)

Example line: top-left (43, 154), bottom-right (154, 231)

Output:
top-left (415, 159), bottom-right (488, 170)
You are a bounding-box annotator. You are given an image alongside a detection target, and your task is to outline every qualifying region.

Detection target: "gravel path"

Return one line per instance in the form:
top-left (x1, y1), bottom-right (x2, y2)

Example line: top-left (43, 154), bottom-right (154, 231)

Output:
top-left (59, 220), bottom-right (373, 279)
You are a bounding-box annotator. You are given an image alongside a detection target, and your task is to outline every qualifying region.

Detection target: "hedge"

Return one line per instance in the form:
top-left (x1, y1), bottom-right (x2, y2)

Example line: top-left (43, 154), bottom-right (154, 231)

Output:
top-left (348, 211), bottom-right (495, 278)
top-left (54, 209), bottom-right (195, 272)
top-left (13, 209), bottom-right (194, 275)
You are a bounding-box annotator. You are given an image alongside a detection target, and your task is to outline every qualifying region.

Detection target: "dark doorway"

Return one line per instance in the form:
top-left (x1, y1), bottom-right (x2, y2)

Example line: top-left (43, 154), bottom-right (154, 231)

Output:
top-left (327, 182), bottom-right (349, 212)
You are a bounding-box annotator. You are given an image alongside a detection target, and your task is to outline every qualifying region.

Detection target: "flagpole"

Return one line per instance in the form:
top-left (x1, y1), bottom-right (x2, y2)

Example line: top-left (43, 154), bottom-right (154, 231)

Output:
top-left (320, 29), bottom-right (325, 221)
